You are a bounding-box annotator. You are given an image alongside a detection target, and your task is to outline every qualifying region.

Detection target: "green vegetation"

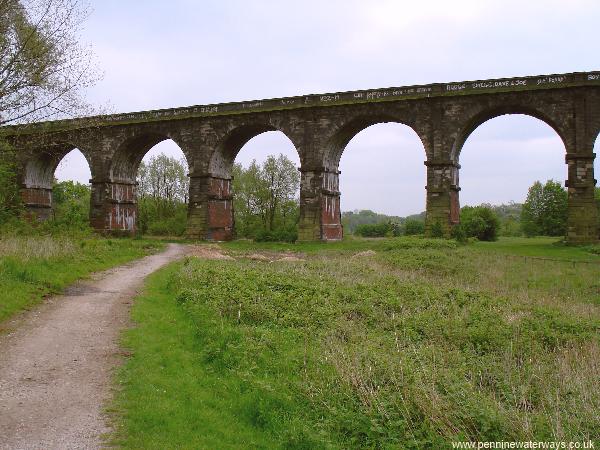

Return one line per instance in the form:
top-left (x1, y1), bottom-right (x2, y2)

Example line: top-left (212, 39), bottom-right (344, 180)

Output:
top-left (342, 210), bottom-right (406, 233)
top-left (458, 205), bottom-right (500, 241)
top-left (0, 139), bottom-right (21, 223)
top-left (51, 180), bottom-right (91, 229)
top-left (137, 154), bottom-right (189, 236)
top-left (0, 235), bottom-right (164, 323)
top-left (354, 221), bottom-right (399, 237)
top-left (404, 218), bottom-right (425, 235)
top-left (521, 180), bottom-right (568, 237)
top-left (232, 154), bottom-right (300, 241)
top-left (342, 210), bottom-right (425, 236)
top-left (111, 237), bottom-right (600, 448)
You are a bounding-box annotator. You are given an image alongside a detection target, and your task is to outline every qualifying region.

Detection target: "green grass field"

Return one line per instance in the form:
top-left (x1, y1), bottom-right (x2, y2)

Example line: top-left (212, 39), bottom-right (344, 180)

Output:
top-left (111, 237), bottom-right (600, 449)
top-left (0, 235), bottom-right (164, 324)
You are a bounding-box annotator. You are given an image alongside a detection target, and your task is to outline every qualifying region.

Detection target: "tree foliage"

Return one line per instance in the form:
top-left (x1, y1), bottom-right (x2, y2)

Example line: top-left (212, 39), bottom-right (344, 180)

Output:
top-left (0, 138), bottom-right (21, 223)
top-left (0, 0), bottom-right (99, 124)
top-left (137, 154), bottom-right (189, 236)
top-left (51, 179), bottom-right (89, 228)
top-left (232, 154), bottom-right (299, 241)
top-left (520, 180), bottom-right (568, 237)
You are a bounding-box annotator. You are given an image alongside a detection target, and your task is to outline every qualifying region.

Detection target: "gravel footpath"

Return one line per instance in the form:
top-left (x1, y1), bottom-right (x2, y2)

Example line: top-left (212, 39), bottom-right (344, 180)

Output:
top-left (0, 243), bottom-right (188, 450)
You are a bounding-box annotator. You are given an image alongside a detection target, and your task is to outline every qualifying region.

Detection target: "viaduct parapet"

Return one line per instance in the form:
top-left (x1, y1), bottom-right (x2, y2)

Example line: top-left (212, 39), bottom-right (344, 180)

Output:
top-left (2, 71), bottom-right (599, 243)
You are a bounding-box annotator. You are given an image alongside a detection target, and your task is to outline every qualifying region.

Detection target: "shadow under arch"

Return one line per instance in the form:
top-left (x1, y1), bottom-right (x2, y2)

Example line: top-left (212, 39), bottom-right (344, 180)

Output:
top-left (208, 124), bottom-right (300, 178)
top-left (325, 115), bottom-right (427, 169)
top-left (22, 142), bottom-right (94, 190)
top-left (109, 132), bottom-right (191, 183)
top-left (452, 106), bottom-right (568, 161)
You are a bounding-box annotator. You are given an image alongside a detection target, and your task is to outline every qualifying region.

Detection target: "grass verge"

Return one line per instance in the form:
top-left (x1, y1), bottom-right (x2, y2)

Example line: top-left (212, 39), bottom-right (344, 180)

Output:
top-left (0, 235), bottom-right (164, 324)
top-left (111, 237), bottom-right (600, 449)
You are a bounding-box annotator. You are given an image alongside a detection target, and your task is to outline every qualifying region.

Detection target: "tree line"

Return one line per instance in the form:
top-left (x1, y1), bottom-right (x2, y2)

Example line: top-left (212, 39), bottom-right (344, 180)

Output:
top-left (350, 179), bottom-right (600, 241)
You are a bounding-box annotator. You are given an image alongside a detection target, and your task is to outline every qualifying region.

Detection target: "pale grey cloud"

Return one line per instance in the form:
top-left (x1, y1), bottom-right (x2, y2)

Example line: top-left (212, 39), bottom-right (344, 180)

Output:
top-left (55, 0), bottom-right (600, 215)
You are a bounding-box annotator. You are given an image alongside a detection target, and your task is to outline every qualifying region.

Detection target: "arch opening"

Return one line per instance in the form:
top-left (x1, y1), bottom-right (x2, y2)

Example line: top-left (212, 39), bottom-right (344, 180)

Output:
top-left (453, 107), bottom-right (567, 161)
top-left (228, 130), bottom-right (301, 240)
top-left (208, 125), bottom-right (300, 179)
top-left (337, 121), bottom-right (428, 235)
top-left (135, 139), bottom-right (190, 236)
top-left (459, 114), bottom-right (566, 237)
top-left (22, 145), bottom-right (93, 223)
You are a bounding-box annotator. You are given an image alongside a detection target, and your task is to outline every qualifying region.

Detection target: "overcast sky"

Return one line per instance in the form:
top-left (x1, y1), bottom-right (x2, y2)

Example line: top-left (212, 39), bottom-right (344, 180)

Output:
top-left (56, 0), bottom-right (600, 216)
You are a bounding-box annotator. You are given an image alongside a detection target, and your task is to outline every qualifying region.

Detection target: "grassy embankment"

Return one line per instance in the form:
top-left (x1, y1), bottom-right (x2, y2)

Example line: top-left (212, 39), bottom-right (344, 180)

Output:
top-left (111, 237), bottom-right (600, 449)
top-left (0, 235), bottom-right (164, 324)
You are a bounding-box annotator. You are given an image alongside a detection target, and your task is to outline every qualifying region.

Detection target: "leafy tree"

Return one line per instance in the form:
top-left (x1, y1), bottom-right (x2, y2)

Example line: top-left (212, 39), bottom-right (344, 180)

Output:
top-left (460, 205), bottom-right (499, 241)
top-left (51, 179), bottom-right (90, 228)
top-left (232, 154), bottom-right (300, 240)
top-left (137, 155), bottom-right (189, 236)
top-left (0, 138), bottom-right (21, 223)
top-left (520, 180), bottom-right (568, 236)
top-left (0, 0), bottom-right (99, 124)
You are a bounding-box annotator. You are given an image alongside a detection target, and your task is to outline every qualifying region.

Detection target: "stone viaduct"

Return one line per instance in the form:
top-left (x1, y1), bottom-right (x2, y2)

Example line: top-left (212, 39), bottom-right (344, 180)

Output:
top-left (2, 71), bottom-right (599, 243)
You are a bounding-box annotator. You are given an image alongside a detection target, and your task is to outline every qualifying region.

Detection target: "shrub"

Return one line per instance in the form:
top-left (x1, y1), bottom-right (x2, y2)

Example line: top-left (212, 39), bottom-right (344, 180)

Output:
top-left (404, 219), bottom-right (425, 235)
top-left (460, 206), bottom-right (499, 241)
top-left (429, 220), bottom-right (444, 238)
top-left (354, 222), bottom-right (392, 237)
top-left (147, 216), bottom-right (187, 236)
top-left (254, 228), bottom-right (298, 243)
top-left (451, 223), bottom-right (468, 243)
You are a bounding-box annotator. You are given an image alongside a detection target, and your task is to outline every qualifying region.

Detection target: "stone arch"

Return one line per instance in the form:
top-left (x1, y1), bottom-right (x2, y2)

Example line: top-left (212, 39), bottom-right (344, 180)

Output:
top-left (459, 114), bottom-right (567, 207)
top-left (208, 123), bottom-right (300, 178)
top-left (22, 142), bottom-right (94, 190)
top-left (324, 115), bottom-right (428, 170)
top-left (452, 105), bottom-right (568, 161)
top-left (109, 132), bottom-right (191, 183)
top-left (19, 141), bottom-right (94, 220)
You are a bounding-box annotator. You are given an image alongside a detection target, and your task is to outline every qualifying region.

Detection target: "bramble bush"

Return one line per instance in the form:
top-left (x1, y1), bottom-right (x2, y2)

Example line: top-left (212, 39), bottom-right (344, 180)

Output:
top-left (459, 205), bottom-right (499, 241)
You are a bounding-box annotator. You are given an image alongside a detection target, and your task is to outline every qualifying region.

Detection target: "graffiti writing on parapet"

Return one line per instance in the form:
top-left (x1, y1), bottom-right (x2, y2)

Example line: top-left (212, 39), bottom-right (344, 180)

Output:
top-left (471, 79), bottom-right (527, 90)
top-left (190, 106), bottom-right (219, 114)
top-left (241, 102), bottom-right (263, 109)
top-left (537, 76), bottom-right (566, 85)
top-left (588, 74), bottom-right (600, 81)
top-left (319, 95), bottom-right (340, 103)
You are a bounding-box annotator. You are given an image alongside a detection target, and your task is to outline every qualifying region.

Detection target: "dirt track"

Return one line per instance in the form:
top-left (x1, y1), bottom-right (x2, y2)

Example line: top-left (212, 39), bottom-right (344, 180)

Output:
top-left (0, 243), bottom-right (188, 450)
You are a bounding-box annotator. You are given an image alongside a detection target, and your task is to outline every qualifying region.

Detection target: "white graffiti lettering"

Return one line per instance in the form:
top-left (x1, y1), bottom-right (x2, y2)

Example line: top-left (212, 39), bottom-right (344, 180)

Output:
top-left (537, 76), bottom-right (565, 85)
top-left (241, 102), bottom-right (262, 109)
top-left (319, 95), bottom-right (340, 102)
top-left (446, 84), bottom-right (466, 91)
top-left (365, 91), bottom-right (389, 100)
